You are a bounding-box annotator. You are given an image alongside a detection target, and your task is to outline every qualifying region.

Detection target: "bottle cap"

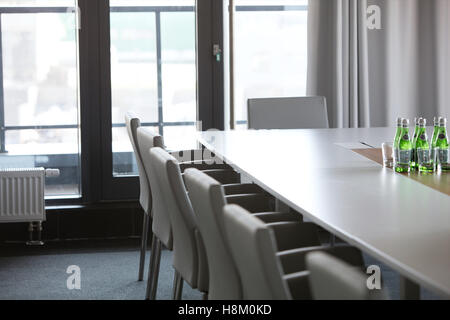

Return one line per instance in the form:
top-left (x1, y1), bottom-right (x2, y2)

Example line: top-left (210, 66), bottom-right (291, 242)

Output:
top-left (402, 118), bottom-right (409, 127)
top-left (396, 117), bottom-right (403, 126)
top-left (440, 118), bottom-right (447, 126)
top-left (414, 117), bottom-right (418, 125)
top-left (434, 117), bottom-right (439, 125)
top-left (419, 118), bottom-right (426, 127)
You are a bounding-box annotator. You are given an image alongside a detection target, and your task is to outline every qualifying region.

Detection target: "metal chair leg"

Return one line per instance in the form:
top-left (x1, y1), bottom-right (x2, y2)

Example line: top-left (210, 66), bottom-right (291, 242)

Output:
top-left (145, 234), bottom-right (158, 300)
top-left (172, 270), bottom-right (184, 300)
top-left (172, 270), bottom-right (180, 300)
top-left (176, 277), bottom-right (184, 300)
top-left (149, 240), bottom-right (162, 300)
top-left (138, 214), bottom-right (150, 281)
top-left (400, 276), bottom-right (421, 300)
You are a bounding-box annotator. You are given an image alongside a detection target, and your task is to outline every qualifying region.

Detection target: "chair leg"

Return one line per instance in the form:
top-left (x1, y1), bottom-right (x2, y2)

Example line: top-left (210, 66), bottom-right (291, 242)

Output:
top-left (202, 292), bottom-right (208, 300)
top-left (176, 278), bottom-right (184, 300)
top-left (172, 270), bottom-right (180, 300)
top-left (138, 214), bottom-right (150, 281)
top-left (149, 239), bottom-right (162, 300)
top-left (145, 234), bottom-right (158, 300)
top-left (400, 276), bottom-right (421, 300)
top-left (172, 270), bottom-right (184, 300)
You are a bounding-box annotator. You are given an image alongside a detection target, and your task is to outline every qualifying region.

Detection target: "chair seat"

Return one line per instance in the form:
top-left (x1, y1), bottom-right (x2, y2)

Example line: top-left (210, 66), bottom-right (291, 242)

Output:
top-left (225, 193), bottom-right (274, 213)
top-left (201, 169), bottom-right (241, 185)
top-left (252, 211), bottom-right (299, 223)
top-left (277, 245), bottom-right (364, 274)
top-left (222, 183), bottom-right (264, 195)
top-left (267, 222), bottom-right (321, 251)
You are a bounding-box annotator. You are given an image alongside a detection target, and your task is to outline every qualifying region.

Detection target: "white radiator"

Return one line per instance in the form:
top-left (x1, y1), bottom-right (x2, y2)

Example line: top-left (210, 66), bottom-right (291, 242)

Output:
top-left (0, 168), bottom-right (46, 223)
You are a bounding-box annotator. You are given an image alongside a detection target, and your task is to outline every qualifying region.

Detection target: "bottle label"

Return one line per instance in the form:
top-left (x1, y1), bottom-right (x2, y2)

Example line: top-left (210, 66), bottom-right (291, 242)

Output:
top-left (417, 149), bottom-right (430, 164)
top-left (399, 150), bottom-right (411, 164)
top-left (438, 149), bottom-right (449, 164)
top-left (393, 148), bottom-right (399, 161)
top-left (438, 133), bottom-right (445, 139)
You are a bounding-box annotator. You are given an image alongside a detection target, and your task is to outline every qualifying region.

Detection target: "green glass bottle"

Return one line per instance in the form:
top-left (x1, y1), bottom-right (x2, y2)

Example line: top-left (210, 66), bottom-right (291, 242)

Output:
top-left (395, 119), bottom-right (412, 173)
top-left (393, 117), bottom-right (403, 165)
top-left (416, 118), bottom-right (433, 172)
top-left (411, 117), bottom-right (421, 170)
top-left (431, 117), bottom-right (442, 170)
top-left (436, 118), bottom-right (449, 172)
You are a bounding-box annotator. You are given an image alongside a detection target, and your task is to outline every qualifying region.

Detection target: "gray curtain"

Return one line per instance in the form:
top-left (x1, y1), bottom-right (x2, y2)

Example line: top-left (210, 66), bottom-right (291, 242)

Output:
top-left (307, 0), bottom-right (450, 128)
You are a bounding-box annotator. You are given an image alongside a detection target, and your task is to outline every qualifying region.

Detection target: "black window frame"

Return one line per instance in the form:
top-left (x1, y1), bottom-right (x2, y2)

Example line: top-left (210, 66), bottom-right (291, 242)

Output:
top-left (100, 0), bottom-right (225, 201)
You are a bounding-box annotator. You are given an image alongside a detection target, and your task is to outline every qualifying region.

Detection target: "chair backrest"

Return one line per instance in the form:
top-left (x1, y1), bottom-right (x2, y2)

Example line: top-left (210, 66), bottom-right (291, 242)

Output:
top-left (306, 251), bottom-right (388, 300)
top-left (149, 147), bottom-right (201, 288)
top-left (125, 113), bottom-right (151, 213)
top-left (183, 168), bottom-right (242, 300)
top-left (222, 204), bottom-right (292, 300)
top-left (247, 96), bottom-right (329, 129)
top-left (136, 128), bottom-right (173, 250)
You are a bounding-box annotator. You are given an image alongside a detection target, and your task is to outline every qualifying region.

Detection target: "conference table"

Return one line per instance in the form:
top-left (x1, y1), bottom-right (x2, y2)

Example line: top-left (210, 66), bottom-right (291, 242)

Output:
top-left (197, 127), bottom-right (450, 299)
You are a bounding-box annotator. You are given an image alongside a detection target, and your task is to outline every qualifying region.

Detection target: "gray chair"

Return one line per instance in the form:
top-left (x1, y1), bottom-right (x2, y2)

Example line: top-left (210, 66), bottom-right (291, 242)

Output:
top-left (306, 251), bottom-right (388, 300)
top-left (136, 127), bottom-right (171, 300)
top-left (149, 147), bottom-right (209, 299)
top-left (125, 113), bottom-right (152, 281)
top-left (222, 204), bottom-right (365, 300)
top-left (247, 96), bottom-right (329, 130)
top-left (183, 168), bottom-right (322, 299)
top-left (247, 97), bottom-right (329, 235)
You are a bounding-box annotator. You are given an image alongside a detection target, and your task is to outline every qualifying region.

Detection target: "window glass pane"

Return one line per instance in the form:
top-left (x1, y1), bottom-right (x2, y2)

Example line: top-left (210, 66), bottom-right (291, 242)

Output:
top-left (161, 11), bottom-right (196, 123)
top-left (0, 0), bottom-right (74, 7)
top-left (0, 1), bottom-right (80, 197)
top-left (110, 1), bottom-right (197, 176)
top-left (235, 0), bottom-right (307, 5)
top-left (112, 126), bottom-right (158, 176)
top-left (111, 0), bottom-right (192, 6)
top-left (5, 128), bottom-right (78, 155)
top-left (3, 129), bottom-right (79, 196)
top-left (110, 12), bottom-right (158, 124)
top-left (2, 13), bottom-right (78, 126)
top-left (229, 0), bottom-right (308, 126)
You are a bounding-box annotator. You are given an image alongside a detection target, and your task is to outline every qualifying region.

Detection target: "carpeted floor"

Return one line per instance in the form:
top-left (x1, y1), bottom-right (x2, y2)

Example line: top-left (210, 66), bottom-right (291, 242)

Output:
top-left (0, 240), bottom-right (201, 300)
top-left (0, 239), bottom-right (443, 300)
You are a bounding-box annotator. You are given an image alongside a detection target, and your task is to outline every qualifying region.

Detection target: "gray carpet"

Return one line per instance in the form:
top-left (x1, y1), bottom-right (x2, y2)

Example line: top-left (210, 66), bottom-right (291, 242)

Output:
top-left (0, 248), bottom-right (201, 300)
top-left (0, 243), bottom-right (443, 300)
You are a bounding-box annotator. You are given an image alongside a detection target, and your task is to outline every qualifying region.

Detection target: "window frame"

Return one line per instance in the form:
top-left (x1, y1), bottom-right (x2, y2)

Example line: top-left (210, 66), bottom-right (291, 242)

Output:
top-left (99, 0), bottom-right (225, 201)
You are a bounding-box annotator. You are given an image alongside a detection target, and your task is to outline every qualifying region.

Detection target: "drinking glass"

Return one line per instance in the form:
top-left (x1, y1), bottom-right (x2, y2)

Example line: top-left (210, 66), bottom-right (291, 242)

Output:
top-left (381, 142), bottom-right (394, 167)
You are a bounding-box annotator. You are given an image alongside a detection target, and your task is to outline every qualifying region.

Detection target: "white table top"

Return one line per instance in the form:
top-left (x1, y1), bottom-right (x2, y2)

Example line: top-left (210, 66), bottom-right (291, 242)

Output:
top-left (198, 127), bottom-right (450, 298)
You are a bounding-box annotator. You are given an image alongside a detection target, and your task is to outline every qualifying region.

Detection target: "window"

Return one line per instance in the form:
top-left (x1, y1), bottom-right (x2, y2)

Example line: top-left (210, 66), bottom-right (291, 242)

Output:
top-left (0, 0), bottom-right (80, 197)
top-left (225, 0), bottom-right (308, 128)
top-left (0, 0), bottom-right (221, 203)
top-left (110, 0), bottom-right (197, 176)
